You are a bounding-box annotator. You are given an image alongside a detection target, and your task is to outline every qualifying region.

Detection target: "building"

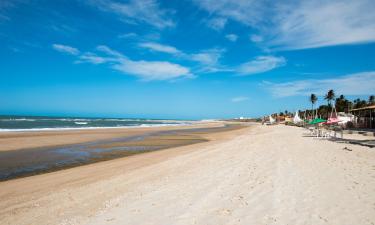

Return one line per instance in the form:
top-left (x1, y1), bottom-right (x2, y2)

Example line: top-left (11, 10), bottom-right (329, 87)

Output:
top-left (350, 105), bottom-right (375, 129)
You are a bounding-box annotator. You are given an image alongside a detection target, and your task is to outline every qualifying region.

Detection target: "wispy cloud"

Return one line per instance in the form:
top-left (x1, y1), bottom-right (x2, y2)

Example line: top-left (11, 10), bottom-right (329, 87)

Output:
top-left (96, 45), bottom-right (125, 58)
top-left (118, 32), bottom-right (137, 39)
top-left (139, 42), bottom-right (182, 55)
top-left (193, 0), bottom-right (375, 50)
top-left (193, 0), bottom-right (265, 26)
top-left (264, 71), bottom-right (375, 97)
top-left (206, 17), bottom-right (227, 31)
top-left (49, 24), bottom-right (77, 35)
top-left (190, 48), bottom-right (228, 73)
top-left (138, 42), bottom-right (227, 73)
top-left (225, 34), bottom-right (238, 42)
top-left (56, 45), bottom-right (192, 81)
top-left (0, 0), bottom-right (16, 22)
top-left (250, 34), bottom-right (263, 43)
top-left (76, 52), bottom-right (109, 64)
top-left (113, 60), bottom-right (192, 81)
top-left (88, 0), bottom-right (175, 29)
top-left (231, 96), bottom-right (248, 102)
top-left (136, 39), bottom-right (287, 75)
top-left (269, 0), bottom-right (375, 50)
top-left (52, 44), bottom-right (80, 55)
top-left (190, 48), bottom-right (223, 65)
top-left (237, 56), bottom-right (286, 75)
top-left (137, 41), bottom-right (285, 75)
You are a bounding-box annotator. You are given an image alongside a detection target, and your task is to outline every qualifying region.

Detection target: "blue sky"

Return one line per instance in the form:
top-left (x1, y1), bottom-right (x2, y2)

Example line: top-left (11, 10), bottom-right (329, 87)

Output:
top-left (1, 0), bottom-right (375, 119)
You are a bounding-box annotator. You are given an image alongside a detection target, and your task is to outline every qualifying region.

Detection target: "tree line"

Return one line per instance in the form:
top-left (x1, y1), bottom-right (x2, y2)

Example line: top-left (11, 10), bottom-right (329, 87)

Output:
top-left (278, 90), bottom-right (374, 119)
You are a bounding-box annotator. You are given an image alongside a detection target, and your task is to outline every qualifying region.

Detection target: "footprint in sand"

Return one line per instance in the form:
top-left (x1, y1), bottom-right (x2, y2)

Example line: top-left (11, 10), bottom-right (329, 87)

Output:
top-left (217, 209), bottom-right (232, 216)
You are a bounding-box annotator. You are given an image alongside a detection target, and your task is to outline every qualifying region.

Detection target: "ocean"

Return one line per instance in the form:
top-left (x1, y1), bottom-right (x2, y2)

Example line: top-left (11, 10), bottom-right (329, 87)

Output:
top-left (0, 115), bottom-right (190, 132)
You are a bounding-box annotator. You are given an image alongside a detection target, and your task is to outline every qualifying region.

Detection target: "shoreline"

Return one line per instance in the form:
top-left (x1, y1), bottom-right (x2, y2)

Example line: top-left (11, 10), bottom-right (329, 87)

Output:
top-left (0, 115), bottom-right (201, 133)
top-left (0, 121), bottom-right (226, 152)
top-left (0, 122), bottom-right (245, 181)
top-left (0, 123), bottom-right (187, 133)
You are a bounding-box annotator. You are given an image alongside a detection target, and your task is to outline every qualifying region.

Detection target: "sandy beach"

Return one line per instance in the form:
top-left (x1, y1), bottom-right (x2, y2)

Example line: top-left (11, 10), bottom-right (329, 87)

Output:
top-left (0, 123), bottom-right (374, 225)
top-left (0, 122), bottom-right (242, 180)
top-left (0, 121), bottom-right (225, 152)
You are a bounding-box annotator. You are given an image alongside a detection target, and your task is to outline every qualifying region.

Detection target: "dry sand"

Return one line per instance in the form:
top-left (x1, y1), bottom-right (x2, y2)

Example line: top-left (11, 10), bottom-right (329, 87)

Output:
top-left (0, 124), bottom-right (374, 225)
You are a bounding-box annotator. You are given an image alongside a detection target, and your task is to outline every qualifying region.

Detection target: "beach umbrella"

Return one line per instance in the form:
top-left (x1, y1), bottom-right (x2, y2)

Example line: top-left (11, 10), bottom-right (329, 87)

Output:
top-left (325, 106), bottom-right (340, 124)
top-left (325, 117), bottom-right (341, 125)
top-left (308, 118), bottom-right (327, 125)
top-left (269, 115), bottom-right (275, 124)
top-left (293, 111), bottom-right (302, 124)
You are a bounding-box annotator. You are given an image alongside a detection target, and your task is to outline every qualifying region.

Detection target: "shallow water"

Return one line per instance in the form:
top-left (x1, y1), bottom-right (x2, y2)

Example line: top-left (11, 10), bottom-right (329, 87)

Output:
top-left (0, 125), bottom-right (239, 181)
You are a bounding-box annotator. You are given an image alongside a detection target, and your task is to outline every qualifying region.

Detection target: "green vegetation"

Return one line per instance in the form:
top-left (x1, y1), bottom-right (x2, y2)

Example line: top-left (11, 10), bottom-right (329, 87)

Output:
top-left (310, 94), bottom-right (317, 113)
top-left (276, 90), bottom-right (375, 119)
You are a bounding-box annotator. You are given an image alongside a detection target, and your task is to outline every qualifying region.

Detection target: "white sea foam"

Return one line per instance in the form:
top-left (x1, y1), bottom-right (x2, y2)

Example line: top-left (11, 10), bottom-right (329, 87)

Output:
top-left (74, 122), bottom-right (88, 125)
top-left (0, 118), bottom-right (36, 121)
top-left (0, 123), bottom-right (191, 132)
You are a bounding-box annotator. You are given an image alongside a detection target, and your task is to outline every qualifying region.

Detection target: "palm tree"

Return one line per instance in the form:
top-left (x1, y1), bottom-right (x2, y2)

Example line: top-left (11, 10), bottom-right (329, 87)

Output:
top-left (335, 95), bottom-right (347, 112)
top-left (354, 98), bottom-right (367, 109)
top-left (325, 89), bottom-right (335, 107)
top-left (369, 95), bottom-right (375, 105)
top-left (310, 94), bottom-right (317, 118)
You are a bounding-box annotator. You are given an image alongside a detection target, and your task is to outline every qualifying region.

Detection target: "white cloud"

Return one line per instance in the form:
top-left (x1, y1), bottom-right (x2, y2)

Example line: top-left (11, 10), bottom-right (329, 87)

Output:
top-left (191, 49), bottom-right (222, 65)
top-left (118, 32), bottom-right (137, 39)
top-left (139, 42), bottom-right (224, 67)
top-left (96, 46), bottom-right (192, 81)
top-left (77, 52), bottom-right (109, 64)
top-left (190, 48), bottom-right (228, 73)
top-left (52, 44), bottom-right (80, 55)
top-left (113, 60), bottom-right (193, 81)
top-left (137, 41), bottom-right (283, 75)
top-left (206, 17), bottom-right (227, 31)
top-left (231, 96), bottom-right (249, 102)
top-left (55, 44), bottom-right (192, 81)
top-left (265, 71), bottom-right (375, 98)
top-left (194, 0), bottom-right (265, 26)
top-left (269, 0), bottom-right (375, 50)
top-left (250, 34), bottom-right (263, 43)
top-left (225, 34), bottom-right (238, 42)
top-left (137, 42), bottom-right (226, 73)
top-left (139, 42), bottom-right (182, 55)
top-left (89, 0), bottom-right (175, 29)
top-left (96, 45), bottom-right (125, 58)
top-left (193, 0), bottom-right (375, 50)
top-left (237, 56), bottom-right (286, 75)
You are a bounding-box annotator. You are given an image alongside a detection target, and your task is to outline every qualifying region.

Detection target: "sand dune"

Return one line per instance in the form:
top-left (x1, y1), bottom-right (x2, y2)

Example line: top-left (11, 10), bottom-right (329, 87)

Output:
top-left (0, 124), bottom-right (374, 225)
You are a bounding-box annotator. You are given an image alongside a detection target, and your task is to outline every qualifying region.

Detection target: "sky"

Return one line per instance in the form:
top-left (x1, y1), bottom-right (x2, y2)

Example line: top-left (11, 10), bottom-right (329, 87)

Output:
top-left (0, 0), bottom-right (375, 119)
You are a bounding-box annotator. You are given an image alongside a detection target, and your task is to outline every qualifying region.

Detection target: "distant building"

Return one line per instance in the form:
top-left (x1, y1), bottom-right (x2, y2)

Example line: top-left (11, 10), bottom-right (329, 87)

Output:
top-left (350, 105), bottom-right (375, 129)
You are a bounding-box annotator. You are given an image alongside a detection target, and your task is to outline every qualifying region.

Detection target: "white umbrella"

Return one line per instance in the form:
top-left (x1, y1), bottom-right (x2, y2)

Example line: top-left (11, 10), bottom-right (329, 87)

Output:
top-left (293, 111), bottom-right (302, 123)
top-left (269, 115), bottom-right (275, 124)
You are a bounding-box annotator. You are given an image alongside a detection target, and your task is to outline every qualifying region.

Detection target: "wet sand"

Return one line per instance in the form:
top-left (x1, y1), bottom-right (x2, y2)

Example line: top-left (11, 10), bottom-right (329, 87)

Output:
top-left (0, 122), bottom-right (243, 180)
top-left (0, 122), bottom-right (227, 152)
top-left (0, 124), bottom-right (374, 225)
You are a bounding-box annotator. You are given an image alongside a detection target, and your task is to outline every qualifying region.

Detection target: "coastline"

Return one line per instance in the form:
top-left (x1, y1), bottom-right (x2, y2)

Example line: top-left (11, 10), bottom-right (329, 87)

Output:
top-left (0, 123), bottom-right (185, 133)
top-left (0, 121), bottom-right (244, 180)
top-left (0, 124), bottom-right (374, 225)
top-left (0, 121), bottom-right (224, 152)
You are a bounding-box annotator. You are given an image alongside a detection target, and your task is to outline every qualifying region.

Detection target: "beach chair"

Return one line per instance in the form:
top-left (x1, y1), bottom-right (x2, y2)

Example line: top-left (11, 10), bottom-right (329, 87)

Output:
top-left (308, 127), bottom-right (316, 136)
